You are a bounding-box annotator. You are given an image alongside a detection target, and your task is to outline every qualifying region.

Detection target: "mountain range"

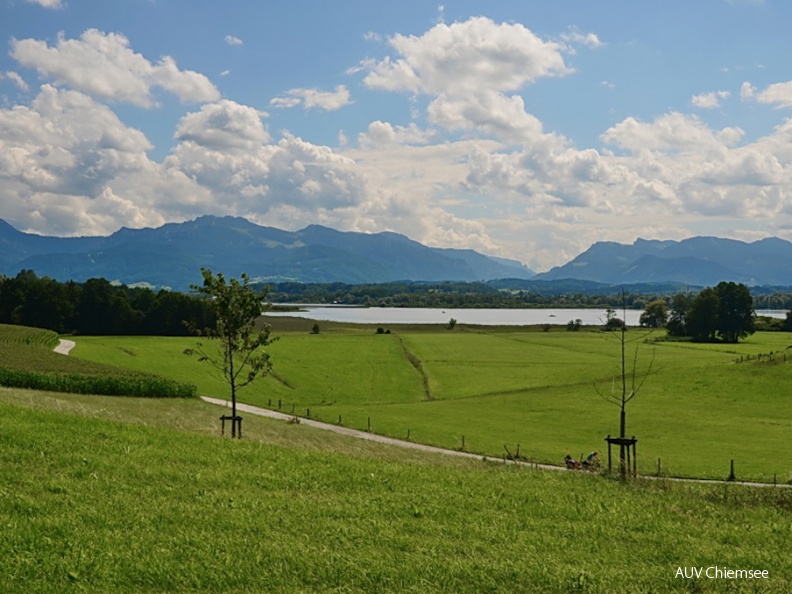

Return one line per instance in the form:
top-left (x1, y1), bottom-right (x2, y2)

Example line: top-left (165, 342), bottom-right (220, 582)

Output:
top-left (2, 216), bottom-right (792, 290)
top-left (0, 216), bottom-right (535, 290)
top-left (534, 236), bottom-right (792, 287)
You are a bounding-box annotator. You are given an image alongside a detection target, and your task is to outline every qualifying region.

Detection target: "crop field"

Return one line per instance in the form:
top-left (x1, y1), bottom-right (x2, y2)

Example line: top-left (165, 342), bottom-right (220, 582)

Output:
top-left (0, 387), bottom-right (791, 593)
top-left (72, 320), bottom-right (792, 481)
top-left (0, 324), bottom-right (196, 398)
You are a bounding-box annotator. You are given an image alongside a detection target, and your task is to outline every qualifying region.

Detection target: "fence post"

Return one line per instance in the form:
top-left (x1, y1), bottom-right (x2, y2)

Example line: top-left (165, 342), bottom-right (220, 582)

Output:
top-left (367, 417), bottom-right (371, 432)
top-left (728, 459), bottom-right (736, 481)
top-left (338, 414), bottom-right (342, 425)
top-left (406, 428), bottom-right (411, 441)
top-left (656, 458), bottom-right (661, 477)
top-left (461, 435), bottom-right (466, 450)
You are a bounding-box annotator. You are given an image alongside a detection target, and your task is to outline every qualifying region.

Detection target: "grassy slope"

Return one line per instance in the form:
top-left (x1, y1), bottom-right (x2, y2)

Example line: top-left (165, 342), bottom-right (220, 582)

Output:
top-left (1, 387), bottom-right (791, 593)
top-left (70, 323), bottom-right (792, 481)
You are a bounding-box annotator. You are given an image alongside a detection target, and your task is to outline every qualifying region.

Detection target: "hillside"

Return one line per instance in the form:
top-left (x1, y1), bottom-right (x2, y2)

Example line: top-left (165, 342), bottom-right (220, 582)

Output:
top-left (1, 389), bottom-right (791, 593)
top-left (0, 216), bottom-right (535, 289)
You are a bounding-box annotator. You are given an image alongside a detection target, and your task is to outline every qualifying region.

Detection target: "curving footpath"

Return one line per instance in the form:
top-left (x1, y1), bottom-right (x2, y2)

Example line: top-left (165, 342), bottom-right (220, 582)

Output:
top-left (53, 339), bottom-right (76, 355)
top-left (201, 397), bottom-right (791, 489)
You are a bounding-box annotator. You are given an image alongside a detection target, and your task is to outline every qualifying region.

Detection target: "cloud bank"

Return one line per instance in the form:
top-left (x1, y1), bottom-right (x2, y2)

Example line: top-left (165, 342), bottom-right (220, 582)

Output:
top-left (3, 18), bottom-right (792, 270)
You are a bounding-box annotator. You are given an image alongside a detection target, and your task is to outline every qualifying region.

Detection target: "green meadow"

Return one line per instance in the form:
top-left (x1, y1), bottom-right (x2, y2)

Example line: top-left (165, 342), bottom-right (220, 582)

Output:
top-left (71, 318), bottom-right (792, 482)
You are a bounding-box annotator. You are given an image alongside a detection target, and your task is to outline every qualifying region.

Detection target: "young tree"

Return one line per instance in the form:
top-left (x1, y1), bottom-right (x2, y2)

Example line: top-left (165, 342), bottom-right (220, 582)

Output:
top-left (596, 290), bottom-right (656, 478)
top-left (184, 268), bottom-right (275, 437)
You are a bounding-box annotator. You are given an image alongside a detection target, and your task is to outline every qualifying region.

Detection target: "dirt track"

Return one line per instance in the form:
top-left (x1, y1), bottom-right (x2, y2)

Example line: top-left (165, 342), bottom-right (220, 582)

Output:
top-left (53, 339), bottom-right (76, 355)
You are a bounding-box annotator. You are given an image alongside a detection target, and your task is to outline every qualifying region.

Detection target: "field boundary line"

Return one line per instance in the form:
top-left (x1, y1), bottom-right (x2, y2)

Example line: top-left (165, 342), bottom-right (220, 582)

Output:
top-left (394, 335), bottom-right (433, 401)
top-left (201, 397), bottom-right (791, 489)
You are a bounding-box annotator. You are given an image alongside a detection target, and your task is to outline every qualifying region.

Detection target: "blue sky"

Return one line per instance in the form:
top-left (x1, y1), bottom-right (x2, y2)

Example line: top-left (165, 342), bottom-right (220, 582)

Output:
top-left (1, 0), bottom-right (791, 271)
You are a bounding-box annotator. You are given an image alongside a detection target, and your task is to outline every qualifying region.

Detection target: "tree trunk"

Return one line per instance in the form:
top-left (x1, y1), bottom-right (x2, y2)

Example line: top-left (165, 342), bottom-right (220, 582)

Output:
top-left (620, 408), bottom-right (627, 478)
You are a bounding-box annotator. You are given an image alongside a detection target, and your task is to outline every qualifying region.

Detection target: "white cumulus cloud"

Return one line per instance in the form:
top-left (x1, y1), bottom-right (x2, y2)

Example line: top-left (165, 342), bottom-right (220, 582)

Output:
top-left (174, 100), bottom-right (270, 150)
top-left (0, 84), bottom-right (211, 235)
top-left (602, 112), bottom-right (743, 153)
top-left (364, 17), bottom-right (570, 96)
top-left (692, 90), bottom-right (730, 108)
top-left (0, 71), bottom-right (29, 91)
top-left (560, 29), bottom-right (604, 49)
top-left (11, 29), bottom-right (220, 107)
top-left (270, 85), bottom-right (352, 111)
top-left (755, 80), bottom-right (792, 108)
top-left (359, 17), bottom-right (571, 144)
top-left (24, 0), bottom-right (62, 8)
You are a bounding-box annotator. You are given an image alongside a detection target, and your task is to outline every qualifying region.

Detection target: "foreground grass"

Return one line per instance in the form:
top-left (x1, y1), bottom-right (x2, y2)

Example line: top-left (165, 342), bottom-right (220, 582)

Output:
top-left (1, 387), bottom-right (791, 593)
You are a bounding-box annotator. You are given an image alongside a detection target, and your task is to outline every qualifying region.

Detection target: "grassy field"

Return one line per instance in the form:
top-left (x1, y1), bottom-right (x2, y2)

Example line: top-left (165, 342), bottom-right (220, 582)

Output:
top-left (0, 386), bottom-right (791, 593)
top-left (67, 318), bottom-right (792, 481)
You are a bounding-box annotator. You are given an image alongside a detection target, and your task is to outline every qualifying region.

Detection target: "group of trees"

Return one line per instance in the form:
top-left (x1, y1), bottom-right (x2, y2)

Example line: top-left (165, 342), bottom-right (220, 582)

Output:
top-left (0, 270), bottom-right (215, 335)
top-left (639, 281), bottom-right (757, 343)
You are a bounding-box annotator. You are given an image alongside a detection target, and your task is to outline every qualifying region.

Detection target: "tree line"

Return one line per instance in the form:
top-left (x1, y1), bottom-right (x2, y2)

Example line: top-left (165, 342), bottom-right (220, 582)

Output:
top-left (4, 270), bottom-right (791, 340)
top-left (266, 280), bottom-right (792, 311)
top-left (0, 270), bottom-right (215, 335)
top-left (266, 281), bottom-right (667, 309)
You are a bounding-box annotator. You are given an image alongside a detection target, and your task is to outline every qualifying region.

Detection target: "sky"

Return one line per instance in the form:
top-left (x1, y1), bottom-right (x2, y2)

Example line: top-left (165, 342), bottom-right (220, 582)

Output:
top-left (2, 0), bottom-right (792, 272)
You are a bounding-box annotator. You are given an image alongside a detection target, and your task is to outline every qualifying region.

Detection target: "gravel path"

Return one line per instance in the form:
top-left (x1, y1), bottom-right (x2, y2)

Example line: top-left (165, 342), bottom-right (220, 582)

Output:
top-left (200, 397), bottom-right (790, 488)
top-left (53, 339), bottom-right (76, 355)
top-left (200, 396), bottom-right (533, 464)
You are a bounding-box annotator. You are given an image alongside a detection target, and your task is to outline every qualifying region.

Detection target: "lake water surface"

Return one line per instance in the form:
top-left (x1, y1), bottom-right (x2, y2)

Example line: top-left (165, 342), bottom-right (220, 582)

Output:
top-left (268, 306), bottom-right (787, 326)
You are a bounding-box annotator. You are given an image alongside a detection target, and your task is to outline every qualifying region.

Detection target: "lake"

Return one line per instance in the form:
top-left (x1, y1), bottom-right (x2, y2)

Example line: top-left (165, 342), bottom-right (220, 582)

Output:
top-left (268, 306), bottom-right (788, 327)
